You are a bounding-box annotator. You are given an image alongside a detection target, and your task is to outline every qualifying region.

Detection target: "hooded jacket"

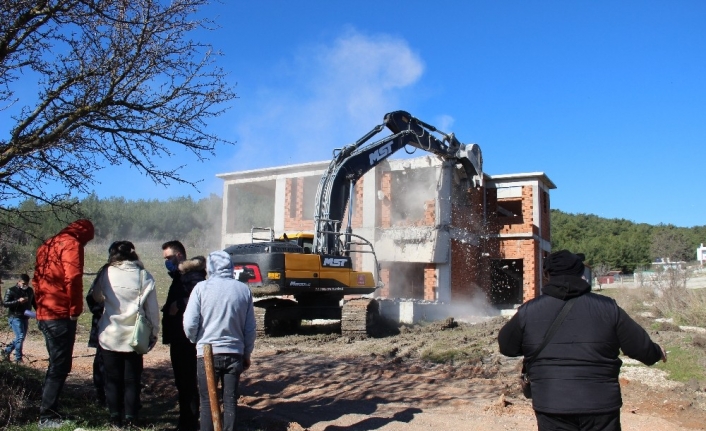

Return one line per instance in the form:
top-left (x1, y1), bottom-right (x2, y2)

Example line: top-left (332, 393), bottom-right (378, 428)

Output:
top-left (33, 219), bottom-right (95, 320)
top-left (183, 250), bottom-right (256, 357)
top-left (498, 274), bottom-right (663, 414)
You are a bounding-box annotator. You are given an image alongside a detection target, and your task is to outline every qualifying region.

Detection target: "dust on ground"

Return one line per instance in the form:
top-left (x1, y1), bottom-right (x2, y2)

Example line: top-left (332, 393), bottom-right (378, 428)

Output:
top-left (7, 316), bottom-right (706, 431)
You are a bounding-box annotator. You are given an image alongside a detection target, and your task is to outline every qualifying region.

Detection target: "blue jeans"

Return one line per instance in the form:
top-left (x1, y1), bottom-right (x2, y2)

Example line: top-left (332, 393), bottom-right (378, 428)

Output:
top-left (197, 354), bottom-right (244, 431)
top-left (5, 316), bottom-right (29, 361)
top-left (38, 319), bottom-right (77, 420)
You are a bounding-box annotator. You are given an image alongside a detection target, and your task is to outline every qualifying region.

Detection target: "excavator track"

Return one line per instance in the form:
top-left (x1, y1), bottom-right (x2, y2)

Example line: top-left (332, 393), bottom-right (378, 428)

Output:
top-left (341, 298), bottom-right (379, 337)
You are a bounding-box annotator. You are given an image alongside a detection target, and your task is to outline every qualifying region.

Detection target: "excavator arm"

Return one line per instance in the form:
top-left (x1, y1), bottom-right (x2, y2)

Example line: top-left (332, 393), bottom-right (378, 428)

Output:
top-left (313, 110), bottom-right (483, 255)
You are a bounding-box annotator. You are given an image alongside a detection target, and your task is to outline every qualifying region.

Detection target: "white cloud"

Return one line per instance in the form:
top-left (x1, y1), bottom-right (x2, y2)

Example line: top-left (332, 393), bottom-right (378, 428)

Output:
top-left (227, 29), bottom-right (425, 170)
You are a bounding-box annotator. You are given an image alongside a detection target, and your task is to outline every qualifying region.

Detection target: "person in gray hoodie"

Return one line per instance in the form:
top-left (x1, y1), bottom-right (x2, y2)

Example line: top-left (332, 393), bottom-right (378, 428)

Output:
top-left (183, 250), bottom-right (256, 431)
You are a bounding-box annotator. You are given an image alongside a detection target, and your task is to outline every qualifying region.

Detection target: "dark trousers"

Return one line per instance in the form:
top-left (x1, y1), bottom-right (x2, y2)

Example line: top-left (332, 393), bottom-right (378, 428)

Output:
top-left (102, 349), bottom-right (144, 421)
top-left (93, 346), bottom-right (106, 403)
top-left (170, 341), bottom-right (199, 430)
top-left (197, 354), bottom-right (243, 431)
top-left (535, 410), bottom-right (621, 431)
top-left (38, 319), bottom-right (77, 420)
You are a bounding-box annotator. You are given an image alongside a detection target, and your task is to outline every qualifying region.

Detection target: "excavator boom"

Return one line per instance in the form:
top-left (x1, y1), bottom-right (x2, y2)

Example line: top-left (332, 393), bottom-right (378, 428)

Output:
top-left (313, 110), bottom-right (483, 255)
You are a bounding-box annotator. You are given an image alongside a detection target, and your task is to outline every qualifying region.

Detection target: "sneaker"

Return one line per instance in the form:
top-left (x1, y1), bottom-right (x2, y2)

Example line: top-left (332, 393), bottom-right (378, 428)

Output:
top-left (38, 418), bottom-right (64, 429)
top-left (1, 350), bottom-right (10, 362)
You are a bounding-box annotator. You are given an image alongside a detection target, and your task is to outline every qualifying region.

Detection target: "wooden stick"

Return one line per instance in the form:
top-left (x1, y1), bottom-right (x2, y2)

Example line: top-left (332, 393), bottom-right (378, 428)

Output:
top-left (203, 344), bottom-right (222, 431)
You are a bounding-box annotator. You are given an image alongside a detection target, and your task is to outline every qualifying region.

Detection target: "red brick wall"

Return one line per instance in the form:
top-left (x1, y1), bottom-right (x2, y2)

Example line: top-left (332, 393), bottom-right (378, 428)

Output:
top-left (540, 189), bottom-right (550, 241)
top-left (284, 178), bottom-right (314, 231)
top-left (497, 238), bottom-right (541, 301)
top-left (495, 186), bottom-right (537, 235)
top-left (424, 264), bottom-right (436, 300)
top-left (378, 266), bottom-right (391, 298)
top-left (450, 238), bottom-right (487, 300)
top-left (484, 185), bottom-right (543, 302)
top-left (285, 176), bottom-right (363, 232)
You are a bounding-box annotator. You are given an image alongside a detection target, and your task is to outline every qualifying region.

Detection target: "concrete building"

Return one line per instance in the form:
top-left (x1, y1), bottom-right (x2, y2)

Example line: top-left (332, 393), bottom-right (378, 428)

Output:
top-left (218, 155), bottom-right (555, 307)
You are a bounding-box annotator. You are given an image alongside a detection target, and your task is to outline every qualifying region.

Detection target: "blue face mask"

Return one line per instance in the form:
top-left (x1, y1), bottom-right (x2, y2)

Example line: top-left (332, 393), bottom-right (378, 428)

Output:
top-left (165, 259), bottom-right (178, 273)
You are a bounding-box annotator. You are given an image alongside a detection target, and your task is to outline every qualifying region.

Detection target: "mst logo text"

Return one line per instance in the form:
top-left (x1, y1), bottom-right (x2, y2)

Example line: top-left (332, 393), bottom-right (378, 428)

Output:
top-left (369, 142), bottom-right (393, 165)
top-left (322, 257), bottom-right (349, 267)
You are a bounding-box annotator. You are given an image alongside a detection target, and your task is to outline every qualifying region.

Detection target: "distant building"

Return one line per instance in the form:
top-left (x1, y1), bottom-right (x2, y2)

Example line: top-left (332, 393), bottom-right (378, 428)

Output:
top-left (698, 243), bottom-right (706, 266)
top-left (218, 155), bottom-right (556, 307)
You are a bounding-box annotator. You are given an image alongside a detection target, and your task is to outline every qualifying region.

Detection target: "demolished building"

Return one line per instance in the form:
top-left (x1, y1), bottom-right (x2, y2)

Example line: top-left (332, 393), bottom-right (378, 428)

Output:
top-left (218, 155), bottom-right (555, 310)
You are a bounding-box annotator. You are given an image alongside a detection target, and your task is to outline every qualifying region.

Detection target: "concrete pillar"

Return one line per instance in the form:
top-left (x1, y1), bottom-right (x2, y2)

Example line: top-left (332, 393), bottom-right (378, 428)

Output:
top-left (273, 177), bottom-right (286, 235)
top-left (435, 162), bottom-right (454, 302)
top-left (220, 181), bottom-right (230, 248)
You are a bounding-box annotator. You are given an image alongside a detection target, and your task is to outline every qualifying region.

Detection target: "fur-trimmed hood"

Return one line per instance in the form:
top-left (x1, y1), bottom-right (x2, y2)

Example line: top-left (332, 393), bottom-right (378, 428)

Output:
top-left (179, 256), bottom-right (206, 274)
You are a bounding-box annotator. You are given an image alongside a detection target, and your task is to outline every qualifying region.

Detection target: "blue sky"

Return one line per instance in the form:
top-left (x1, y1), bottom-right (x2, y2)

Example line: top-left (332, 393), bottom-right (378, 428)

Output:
top-left (22, 1), bottom-right (706, 227)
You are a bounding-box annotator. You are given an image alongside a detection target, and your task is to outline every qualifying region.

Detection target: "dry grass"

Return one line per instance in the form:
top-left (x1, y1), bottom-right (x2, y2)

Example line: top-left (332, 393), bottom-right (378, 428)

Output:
top-left (600, 285), bottom-right (706, 328)
top-left (0, 362), bottom-right (44, 428)
top-left (654, 287), bottom-right (706, 327)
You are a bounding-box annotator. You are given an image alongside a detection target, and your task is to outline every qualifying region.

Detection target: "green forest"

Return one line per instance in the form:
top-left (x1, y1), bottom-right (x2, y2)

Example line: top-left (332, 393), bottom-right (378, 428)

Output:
top-left (0, 194), bottom-right (222, 275)
top-left (1, 197), bottom-right (704, 276)
top-left (550, 209), bottom-right (706, 272)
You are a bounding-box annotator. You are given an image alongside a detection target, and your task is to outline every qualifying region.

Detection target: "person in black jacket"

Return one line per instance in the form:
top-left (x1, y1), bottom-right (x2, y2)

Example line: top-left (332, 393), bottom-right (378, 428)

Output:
top-left (498, 250), bottom-right (667, 431)
top-left (3, 274), bottom-right (36, 363)
top-left (161, 240), bottom-right (206, 431)
top-left (86, 276), bottom-right (107, 407)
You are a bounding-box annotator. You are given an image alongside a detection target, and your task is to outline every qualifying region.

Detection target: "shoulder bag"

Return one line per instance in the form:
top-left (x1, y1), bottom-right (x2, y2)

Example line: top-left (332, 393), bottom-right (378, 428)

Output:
top-left (130, 269), bottom-right (154, 355)
top-left (520, 296), bottom-right (577, 399)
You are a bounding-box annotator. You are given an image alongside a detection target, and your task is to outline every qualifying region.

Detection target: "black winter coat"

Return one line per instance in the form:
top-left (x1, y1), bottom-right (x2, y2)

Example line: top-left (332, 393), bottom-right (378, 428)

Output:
top-left (3, 284), bottom-right (36, 318)
top-left (498, 274), bottom-right (663, 414)
top-left (161, 256), bottom-right (206, 345)
top-left (86, 289), bottom-right (104, 348)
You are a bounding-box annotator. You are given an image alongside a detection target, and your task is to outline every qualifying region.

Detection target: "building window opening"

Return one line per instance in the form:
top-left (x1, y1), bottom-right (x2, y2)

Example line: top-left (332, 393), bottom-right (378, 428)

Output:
top-left (387, 262), bottom-right (425, 299)
top-left (227, 181), bottom-right (275, 234)
top-left (497, 200), bottom-right (523, 225)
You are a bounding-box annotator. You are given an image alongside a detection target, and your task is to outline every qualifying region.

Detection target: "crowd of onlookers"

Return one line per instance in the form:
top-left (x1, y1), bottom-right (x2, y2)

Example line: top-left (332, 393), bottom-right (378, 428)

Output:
top-left (1, 219), bottom-right (255, 431)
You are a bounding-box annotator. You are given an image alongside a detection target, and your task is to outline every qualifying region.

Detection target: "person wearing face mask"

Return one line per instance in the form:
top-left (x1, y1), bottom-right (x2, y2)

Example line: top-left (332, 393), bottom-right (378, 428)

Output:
top-left (3, 274), bottom-right (36, 363)
top-left (161, 240), bottom-right (206, 431)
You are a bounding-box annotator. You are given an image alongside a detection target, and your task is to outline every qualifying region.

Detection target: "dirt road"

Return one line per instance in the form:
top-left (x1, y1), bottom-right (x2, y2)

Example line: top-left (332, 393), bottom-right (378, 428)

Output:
top-left (8, 316), bottom-right (706, 431)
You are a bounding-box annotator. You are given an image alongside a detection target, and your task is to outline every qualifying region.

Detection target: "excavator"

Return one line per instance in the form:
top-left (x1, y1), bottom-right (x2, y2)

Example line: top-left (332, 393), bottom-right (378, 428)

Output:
top-left (225, 110), bottom-right (483, 336)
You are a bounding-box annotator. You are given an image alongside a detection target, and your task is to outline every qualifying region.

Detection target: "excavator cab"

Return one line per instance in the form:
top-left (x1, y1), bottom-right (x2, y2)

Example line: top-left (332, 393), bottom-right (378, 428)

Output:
top-left (280, 232), bottom-right (314, 254)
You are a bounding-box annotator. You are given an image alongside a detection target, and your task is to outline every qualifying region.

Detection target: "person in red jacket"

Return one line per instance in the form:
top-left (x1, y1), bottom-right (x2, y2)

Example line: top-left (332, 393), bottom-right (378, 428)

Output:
top-left (33, 219), bottom-right (94, 428)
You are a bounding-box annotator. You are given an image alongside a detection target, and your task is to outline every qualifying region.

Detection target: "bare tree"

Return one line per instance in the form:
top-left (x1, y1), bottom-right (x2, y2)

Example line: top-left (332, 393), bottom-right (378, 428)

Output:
top-left (0, 0), bottom-right (236, 229)
top-left (591, 262), bottom-right (611, 291)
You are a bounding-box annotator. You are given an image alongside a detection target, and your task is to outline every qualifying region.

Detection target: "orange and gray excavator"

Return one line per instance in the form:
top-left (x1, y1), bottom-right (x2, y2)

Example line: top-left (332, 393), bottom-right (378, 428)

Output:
top-left (225, 111), bottom-right (483, 336)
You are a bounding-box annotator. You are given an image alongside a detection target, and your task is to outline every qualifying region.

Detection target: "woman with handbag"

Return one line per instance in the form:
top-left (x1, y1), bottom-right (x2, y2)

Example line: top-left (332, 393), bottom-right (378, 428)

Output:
top-left (92, 241), bottom-right (160, 428)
